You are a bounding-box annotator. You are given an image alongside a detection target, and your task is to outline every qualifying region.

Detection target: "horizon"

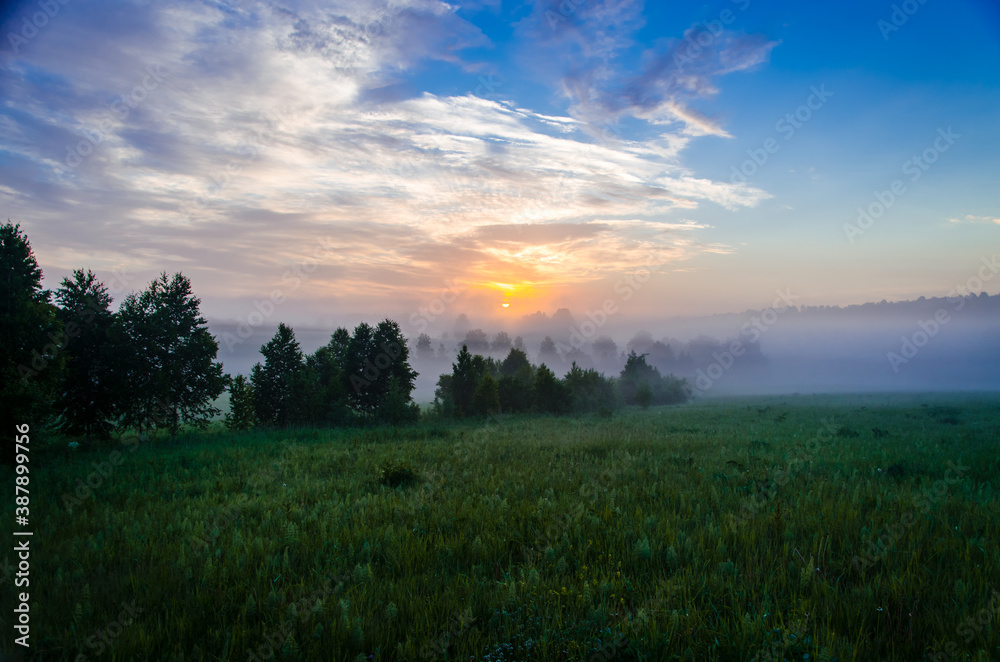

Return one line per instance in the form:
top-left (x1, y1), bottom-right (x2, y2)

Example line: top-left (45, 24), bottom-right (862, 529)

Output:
top-left (3, 0), bottom-right (999, 334)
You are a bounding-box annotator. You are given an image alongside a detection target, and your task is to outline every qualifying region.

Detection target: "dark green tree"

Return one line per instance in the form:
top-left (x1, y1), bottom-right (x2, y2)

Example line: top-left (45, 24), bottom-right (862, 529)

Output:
top-left (450, 344), bottom-right (478, 417)
top-left (636, 382), bottom-right (652, 409)
top-left (113, 287), bottom-right (161, 437)
top-left (618, 351), bottom-right (660, 406)
top-left (341, 320), bottom-right (418, 421)
top-left (564, 362), bottom-right (618, 413)
top-left (54, 269), bottom-right (116, 441)
top-left (499, 347), bottom-right (531, 377)
top-left (372, 319), bottom-right (418, 403)
top-left (473, 372), bottom-right (500, 416)
top-left (1, 222), bottom-right (63, 457)
top-left (534, 363), bottom-right (570, 414)
top-left (116, 272), bottom-right (225, 438)
top-left (305, 331), bottom-right (352, 425)
top-left (432, 373), bottom-right (455, 418)
top-left (345, 322), bottom-right (378, 415)
top-left (251, 323), bottom-right (306, 427)
top-left (225, 374), bottom-right (256, 431)
top-left (376, 375), bottom-right (421, 425)
top-left (498, 348), bottom-right (534, 413)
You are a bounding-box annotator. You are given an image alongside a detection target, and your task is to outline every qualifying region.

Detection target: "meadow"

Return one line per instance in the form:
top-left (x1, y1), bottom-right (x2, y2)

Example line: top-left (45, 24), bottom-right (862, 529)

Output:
top-left (3, 393), bottom-right (999, 661)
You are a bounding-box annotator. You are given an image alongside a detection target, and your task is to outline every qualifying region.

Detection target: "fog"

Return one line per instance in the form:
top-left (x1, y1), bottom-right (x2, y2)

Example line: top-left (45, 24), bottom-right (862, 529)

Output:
top-left (210, 293), bottom-right (1000, 404)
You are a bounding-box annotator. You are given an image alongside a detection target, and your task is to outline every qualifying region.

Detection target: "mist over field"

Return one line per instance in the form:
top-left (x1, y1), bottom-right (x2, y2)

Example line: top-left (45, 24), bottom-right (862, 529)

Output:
top-left (210, 291), bottom-right (1000, 402)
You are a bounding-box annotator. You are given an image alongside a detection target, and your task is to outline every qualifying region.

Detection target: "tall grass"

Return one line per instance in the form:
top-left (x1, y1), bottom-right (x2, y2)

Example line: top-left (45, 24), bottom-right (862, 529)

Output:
top-left (3, 393), bottom-right (998, 661)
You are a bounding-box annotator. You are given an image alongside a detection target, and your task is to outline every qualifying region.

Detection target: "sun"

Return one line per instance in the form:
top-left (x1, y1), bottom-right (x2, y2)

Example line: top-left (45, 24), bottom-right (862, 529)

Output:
top-left (481, 280), bottom-right (544, 314)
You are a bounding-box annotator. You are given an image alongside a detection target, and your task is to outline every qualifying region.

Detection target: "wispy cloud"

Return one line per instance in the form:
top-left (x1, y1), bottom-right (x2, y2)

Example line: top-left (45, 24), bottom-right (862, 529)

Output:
top-left (0, 0), bottom-right (771, 317)
top-left (948, 214), bottom-right (1000, 225)
top-left (517, 0), bottom-right (778, 140)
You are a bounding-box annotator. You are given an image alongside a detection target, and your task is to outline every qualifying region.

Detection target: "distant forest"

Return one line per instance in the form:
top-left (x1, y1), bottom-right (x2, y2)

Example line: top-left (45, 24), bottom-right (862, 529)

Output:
top-left (6, 219), bottom-right (997, 455)
top-left (1, 223), bottom-right (690, 456)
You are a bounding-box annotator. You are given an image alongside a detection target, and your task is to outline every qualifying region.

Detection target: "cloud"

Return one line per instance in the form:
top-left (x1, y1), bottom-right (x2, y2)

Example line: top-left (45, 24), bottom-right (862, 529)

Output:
top-left (518, 1), bottom-right (778, 139)
top-left (948, 214), bottom-right (1000, 225)
top-left (0, 0), bottom-right (771, 319)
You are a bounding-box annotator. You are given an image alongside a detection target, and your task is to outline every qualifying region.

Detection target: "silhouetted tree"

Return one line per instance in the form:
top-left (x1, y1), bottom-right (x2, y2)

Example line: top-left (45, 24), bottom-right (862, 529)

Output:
top-left (433, 373), bottom-right (455, 418)
top-left (534, 363), bottom-right (570, 414)
top-left (377, 374), bottom-right (420, 425)
top-left (618, 351), bottom-right (659, 406)
top-left (341, 320), bottom-right (418, 420)
top-left (496, 347), bottom-right (533, 412)
top-left (54, 269), bottom-right (116, 441)
top-left (251, 323), bottom-right (306, 427)
top-left (306, 329), bottom-right (352, 425)
top-left (564, 362), bottom-right (617, 413)
top-left (451, 344), bottom-right (478, 417)
top-left (117, 272), bottom-right (224, 438)
top-left (473, 372), bottom-right (500, 416)
top-left (500, 347), bottom-right (531, 377)
top-left (618, 350), bottom-right (689, 406)
top-left (225, 374), bottom-right (256, 431)
top-left (1, 222), bottom-right (62, 456)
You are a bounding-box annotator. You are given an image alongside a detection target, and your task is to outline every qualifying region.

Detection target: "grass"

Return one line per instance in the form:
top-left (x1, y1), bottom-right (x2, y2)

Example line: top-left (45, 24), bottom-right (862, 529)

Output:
top-left (3, 393), bottom-right (999, 661)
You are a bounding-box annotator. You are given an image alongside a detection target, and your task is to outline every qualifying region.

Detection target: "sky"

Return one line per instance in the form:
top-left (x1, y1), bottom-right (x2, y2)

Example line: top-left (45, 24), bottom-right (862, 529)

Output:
top-left (2, 0), bottom-right (999, 337)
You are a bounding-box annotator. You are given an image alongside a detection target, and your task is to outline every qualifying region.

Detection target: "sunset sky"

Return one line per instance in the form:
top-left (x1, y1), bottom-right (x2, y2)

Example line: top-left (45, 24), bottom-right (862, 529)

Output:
top-left (2, 0), bottom-right (999, 335)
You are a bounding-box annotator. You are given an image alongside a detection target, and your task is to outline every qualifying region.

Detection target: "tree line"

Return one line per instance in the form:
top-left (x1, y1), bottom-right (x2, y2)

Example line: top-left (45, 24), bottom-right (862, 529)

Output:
top-left (2, 221), bottom-right (690, 459)
top-left (232, 319), bottom-right (420, 430)
top-left (432, 344), bottom-right (689, 418)
top-left (1, 223), bottom-right (424, 450)
top-left (2, 222), bottom-right (227, 454)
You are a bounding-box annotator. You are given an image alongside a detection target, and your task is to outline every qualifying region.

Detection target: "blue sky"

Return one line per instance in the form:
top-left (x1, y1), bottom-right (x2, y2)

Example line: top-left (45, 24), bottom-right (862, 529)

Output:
top-left (1, 0), bottom-right (998, 332)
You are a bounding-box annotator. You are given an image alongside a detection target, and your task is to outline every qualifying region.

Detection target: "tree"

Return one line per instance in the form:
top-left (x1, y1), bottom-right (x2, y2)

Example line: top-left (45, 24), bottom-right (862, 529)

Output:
top-left (345, 320), bottom-right (418, 419)
top-left (564, 362), bottom-right (617, 413)
top-left (1, 222), bottom-right (63, 457)
top-left (463, 328), bottom-right (490, 353)
top-left (539, 335), bottom-right (560, 365)
top-left (305, 329), bottom-right (352, 425)
top-left (500, 347), bottom-right (531, 377)
top-left (376, 375), bottom-right (420, 425)
top-left (618, 351), bottom-right (659, 406)
top-left (534, 363), bottom-right (570, 414)
top-left (498, 373), bottom-right (533, 413)
top-left (636, 382), bottom-right (652, 409)
top-left (345, 322), bottom-right (377, 415)
top-left (251, 323), bottom-right (306, 427)
top-left (497, 347), bottom-right (533, 413)
top-left (225, 374), bottom-right (256, 431)
top-left (490, 331), bottom-right (512, 354)
top-left (372, 319), bottom-right (418, 405)
top-left (415, 333), bottom-right (435, 361)
top-left (54, 269), bottom-right (116, 441)
top-left (618, 350), bottom-right (689, 406)
top-left (433, 373), bottom-right (455, 418)
top-left (116, 272), bottom-right (226, 438)
top-left (472, 372), bottom-right (500, 416)
top-left (450, 345), bottom-right (478, 417)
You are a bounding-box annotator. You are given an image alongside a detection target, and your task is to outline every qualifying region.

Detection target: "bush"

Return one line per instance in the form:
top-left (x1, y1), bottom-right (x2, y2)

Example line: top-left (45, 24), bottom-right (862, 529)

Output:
top-left (377, 460), bottom-right (419, 488)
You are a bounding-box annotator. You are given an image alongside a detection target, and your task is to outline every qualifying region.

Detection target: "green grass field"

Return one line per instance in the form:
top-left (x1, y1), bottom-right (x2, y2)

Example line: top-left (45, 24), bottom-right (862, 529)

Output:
top-left (4, 393), bottom-right (999, 661)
